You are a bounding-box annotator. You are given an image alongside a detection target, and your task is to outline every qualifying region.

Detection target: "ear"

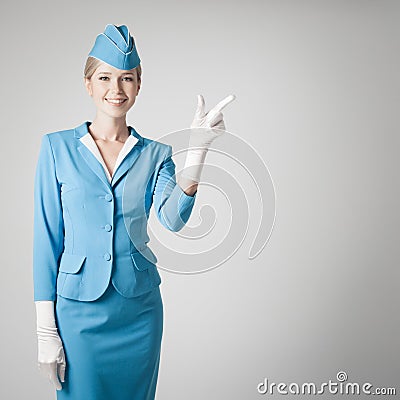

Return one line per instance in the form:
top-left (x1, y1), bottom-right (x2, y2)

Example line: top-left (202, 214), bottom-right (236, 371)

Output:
top-left (84, 77), bottom-right (93, 96)
top-left (136, 80), bottom-right (141, 95)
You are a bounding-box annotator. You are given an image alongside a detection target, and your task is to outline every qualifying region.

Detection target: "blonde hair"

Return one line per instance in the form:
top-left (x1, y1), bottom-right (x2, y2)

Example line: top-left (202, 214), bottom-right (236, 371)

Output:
top-left (83, 56), bottom-right (142, 82)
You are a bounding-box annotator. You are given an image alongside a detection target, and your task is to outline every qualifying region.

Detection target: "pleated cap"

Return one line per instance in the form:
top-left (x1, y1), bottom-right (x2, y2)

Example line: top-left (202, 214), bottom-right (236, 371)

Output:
top-left (88, 24), bottom-right (141, 70)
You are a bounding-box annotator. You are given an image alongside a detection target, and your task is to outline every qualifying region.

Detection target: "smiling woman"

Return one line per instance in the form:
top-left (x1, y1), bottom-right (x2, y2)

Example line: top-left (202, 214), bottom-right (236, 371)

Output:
top-left (33, 22), bottom-right (235, 400)
top-left (33, 23), bottom-right (201, 400)
top-left (84, 61), bottom-right (141, 120)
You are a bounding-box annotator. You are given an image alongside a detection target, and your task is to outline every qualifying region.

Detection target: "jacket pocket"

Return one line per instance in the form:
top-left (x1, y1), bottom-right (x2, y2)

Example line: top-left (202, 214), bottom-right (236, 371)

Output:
top-left (130, 245), bottom-right (158, 271)
top-left (58, 253), bottom-right (86, 274)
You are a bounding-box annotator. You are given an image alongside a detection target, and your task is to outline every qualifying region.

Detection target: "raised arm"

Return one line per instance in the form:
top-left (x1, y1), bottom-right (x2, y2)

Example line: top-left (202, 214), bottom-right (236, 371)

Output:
top-left (153, 144), bottom-right (197, 232)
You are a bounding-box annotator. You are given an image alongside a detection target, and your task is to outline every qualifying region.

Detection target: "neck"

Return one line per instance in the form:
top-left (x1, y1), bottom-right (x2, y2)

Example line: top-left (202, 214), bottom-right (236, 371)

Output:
top-left (88, 114), bottom-right (130, 142)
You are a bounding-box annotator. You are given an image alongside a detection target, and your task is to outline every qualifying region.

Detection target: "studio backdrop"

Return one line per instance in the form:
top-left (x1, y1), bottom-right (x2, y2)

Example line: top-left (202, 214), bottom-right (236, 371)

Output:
top-left (0, 0), bottom-right (398, 399)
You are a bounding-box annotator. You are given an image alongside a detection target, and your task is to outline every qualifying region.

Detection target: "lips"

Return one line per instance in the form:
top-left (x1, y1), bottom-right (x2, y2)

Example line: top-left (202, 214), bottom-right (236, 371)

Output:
top-left (105, 98), bottom-right (128, 107)
top-left (106, 98), bottom-right (127, 104)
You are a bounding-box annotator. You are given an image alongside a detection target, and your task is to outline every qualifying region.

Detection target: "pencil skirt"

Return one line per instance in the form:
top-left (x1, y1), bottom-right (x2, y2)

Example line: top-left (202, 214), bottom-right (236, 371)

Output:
top-left (54, 281), bottom-right (164, 400)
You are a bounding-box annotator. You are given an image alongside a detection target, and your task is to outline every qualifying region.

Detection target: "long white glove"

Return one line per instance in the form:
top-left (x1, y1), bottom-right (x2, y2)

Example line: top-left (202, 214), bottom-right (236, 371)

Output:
top-left (181, 94), bottom-right (236, 183)
top-left (35, 301), bottom-right (66, 391)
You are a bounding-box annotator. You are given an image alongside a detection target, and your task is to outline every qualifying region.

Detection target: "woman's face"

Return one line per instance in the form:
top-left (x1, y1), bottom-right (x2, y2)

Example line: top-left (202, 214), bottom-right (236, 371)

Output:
top-left (84, 62), bottom-right (141, 119)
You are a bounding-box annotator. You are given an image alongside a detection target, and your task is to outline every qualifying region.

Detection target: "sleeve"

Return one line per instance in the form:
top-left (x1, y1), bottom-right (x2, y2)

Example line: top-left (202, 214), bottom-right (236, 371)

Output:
top-left (33, 135), bottom-right (64, 301)
top-left (153, 145), bottom-right (197, 232)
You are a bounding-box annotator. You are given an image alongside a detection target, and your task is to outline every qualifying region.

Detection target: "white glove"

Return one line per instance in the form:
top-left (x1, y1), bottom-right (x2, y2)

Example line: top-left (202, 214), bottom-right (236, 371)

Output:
top-left (35, 301), bottom-right (66, 391)
top-left (181, 94), bottom-right (236, 183)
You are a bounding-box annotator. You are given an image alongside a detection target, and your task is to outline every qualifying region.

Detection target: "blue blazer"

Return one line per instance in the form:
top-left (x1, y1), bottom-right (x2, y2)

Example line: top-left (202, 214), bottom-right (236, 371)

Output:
top-left (33, 121), bottom-right (197, 302)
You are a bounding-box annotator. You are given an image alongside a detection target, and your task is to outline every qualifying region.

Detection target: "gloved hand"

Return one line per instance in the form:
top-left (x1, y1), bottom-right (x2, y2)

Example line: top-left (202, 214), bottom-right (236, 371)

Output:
top-left (181, 94), bottom-right (236, 183)
top-left (35, 301), bottom-right (66, 391)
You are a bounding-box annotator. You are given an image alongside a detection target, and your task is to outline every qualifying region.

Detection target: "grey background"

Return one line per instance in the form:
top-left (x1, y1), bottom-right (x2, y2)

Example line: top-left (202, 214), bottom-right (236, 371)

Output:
top-left (0, 0), bottom-right (398, 399)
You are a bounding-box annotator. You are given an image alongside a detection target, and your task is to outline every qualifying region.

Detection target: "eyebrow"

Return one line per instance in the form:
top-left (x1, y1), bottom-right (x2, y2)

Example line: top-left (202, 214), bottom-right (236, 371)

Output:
top-left (96, 71), bottom-right (135, 75)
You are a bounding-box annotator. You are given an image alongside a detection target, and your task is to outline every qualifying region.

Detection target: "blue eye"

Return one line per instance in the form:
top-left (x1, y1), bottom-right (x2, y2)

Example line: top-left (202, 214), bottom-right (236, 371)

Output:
top-left (99, 76), bottom-right (109, 81)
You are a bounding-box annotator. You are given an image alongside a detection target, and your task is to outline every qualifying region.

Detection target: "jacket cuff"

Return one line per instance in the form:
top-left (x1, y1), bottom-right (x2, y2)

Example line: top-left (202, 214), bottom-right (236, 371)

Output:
top-left (177, 184), bottom-right (197, 209)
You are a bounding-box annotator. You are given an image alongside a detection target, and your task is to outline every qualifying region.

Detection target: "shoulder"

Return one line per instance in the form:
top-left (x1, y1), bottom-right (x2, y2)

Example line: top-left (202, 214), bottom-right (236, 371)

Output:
top-left (143, 137), bottom-right (170, 152)
top-left (143, 138), bottom-right (173, 162)
top-left (132, 129), bottom-right (172, 159)
top-left (35, 127), bottom-right (75, 157)
top-left (41, 126), bottom-right (76, 147)
top-left (45, 128), bottom-right (75, 138)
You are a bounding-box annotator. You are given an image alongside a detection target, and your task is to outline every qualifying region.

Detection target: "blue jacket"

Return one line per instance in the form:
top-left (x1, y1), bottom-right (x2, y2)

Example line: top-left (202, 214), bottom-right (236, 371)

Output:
top-left (33, 121), bottom-right (197, 302)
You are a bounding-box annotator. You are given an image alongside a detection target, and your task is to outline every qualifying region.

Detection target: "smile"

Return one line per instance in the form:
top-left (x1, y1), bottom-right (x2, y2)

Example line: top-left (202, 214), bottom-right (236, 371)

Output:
top-left (106, 98), bottom-right (127, 106)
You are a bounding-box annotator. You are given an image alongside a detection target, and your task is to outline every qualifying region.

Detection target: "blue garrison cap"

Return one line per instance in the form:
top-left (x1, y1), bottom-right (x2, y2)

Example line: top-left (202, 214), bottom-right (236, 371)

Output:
top-left (88, 24), bottom-right (141, 70)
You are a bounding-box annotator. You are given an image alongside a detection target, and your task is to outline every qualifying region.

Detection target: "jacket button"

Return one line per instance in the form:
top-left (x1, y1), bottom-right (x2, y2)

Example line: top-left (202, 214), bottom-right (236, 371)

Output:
top-left (103, 253), bottom-right (111, 261)
top-left (104, 224), bottom-right (112, 232)
top-left (104, 194), bottom-right (113, 202)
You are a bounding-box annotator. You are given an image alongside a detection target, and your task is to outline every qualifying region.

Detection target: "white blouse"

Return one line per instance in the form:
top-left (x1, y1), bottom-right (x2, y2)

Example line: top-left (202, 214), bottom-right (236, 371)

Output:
top-left (79, 132), bottom-right (139, 183)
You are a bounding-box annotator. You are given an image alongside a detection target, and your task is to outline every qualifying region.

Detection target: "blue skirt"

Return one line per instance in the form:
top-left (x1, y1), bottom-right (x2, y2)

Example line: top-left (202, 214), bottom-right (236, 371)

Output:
top-left (55, 281), bottom-right (163, 400)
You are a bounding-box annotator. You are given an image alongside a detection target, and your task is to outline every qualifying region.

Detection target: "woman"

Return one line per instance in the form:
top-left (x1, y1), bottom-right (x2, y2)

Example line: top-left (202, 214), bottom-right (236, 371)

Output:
top-left (33, 24), bottom-right (235, 400)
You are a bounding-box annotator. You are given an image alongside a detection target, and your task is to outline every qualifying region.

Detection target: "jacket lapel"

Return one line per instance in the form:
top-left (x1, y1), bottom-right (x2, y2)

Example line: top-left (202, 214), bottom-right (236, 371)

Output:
top-left (74, 121), bottom-right (144, 189)
top-left (111, 136), bottom-right (143, 187)
top-left (77, 144), bottom-right (111, 188)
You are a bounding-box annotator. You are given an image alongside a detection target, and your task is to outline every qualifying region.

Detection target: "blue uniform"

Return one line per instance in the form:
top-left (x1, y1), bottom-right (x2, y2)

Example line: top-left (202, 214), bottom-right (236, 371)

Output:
top-left (33, 121), bottom-right (197, 399)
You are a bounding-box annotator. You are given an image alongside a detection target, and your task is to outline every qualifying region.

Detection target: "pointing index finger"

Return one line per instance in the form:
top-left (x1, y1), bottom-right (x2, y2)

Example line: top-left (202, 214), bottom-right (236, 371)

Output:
top-left (208, 94), bottom-right (236, 117)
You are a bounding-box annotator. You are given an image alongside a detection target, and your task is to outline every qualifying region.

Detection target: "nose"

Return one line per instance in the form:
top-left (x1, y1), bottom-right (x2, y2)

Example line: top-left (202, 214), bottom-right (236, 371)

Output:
top-left (111, 78), bottom-right (123, 93)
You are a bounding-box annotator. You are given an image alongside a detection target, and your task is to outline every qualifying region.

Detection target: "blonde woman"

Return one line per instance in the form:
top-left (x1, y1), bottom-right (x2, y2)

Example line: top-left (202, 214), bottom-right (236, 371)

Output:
top-left (33, 23), bottom-right (235, 399)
